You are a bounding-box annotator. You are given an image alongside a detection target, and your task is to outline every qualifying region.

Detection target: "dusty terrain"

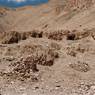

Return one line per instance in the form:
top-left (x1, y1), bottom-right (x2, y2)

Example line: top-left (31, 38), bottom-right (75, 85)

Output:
top-left (0, 0), bottom-right (95, 95)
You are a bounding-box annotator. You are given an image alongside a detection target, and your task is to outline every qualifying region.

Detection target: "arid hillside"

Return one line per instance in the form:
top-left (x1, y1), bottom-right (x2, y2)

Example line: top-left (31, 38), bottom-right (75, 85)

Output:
top-left (0, 0), bottom-right (95, 95)
top-left (0, 0), bottom-right (95, 32)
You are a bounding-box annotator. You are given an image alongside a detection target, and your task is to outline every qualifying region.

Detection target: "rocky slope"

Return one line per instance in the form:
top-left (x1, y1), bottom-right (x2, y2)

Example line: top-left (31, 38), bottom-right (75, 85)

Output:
top-left (0, 0), bottom-right (95, 95)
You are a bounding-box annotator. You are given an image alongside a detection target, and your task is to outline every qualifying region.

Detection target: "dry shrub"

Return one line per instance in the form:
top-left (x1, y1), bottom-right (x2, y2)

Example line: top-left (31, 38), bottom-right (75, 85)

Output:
top-left (24, 49), bottom-right (59, 66)
top-left (76, 46), bottom-right (86, 53)
top-left (69, 61), bottom-right (90, 72)
top-left (48, 31), bottom-right (63, 41)
top-left (75, 44), bottom-right (89, 53)
top-left (66, 28), bottom-right (95, 40)
top-left (66, 46), bottom-right (77, 57)
top-left (31, 30), bottom-right (43, 38)
top-left (92, 34), bottom-right (95, 40)
top-left (66, 33), bottom-right (76, 40)
top-left (66, 44), bottom-right (88, 56)
top-left (66, 30), bottom-right (91, 40)
top-left (20, 32), bottom-right (31, 40)
top-left (67, 50), bottom-right (77, 57)
top-left (50, 42), bottom-right (61, 50)
top-left (0, 49), bottom-right (58, 81)
top-left (83, 28), bottom-right (95, 40)
top-left (46, 29), bottom-right (91, 41)
top-left (20, 44), bottom-right (43, 56)
top-left (47, 30), bottom-right (70, 41)
top-left (2, 31), bottom-right (21, 44)
top-left (0, 54), bottom-right (40, 81)
top-left (20, 30), bottom-right (43, 39)
top-left (1, 31), bottom-right (30, 44)
top-left (0, 32), bottom-right (5, 42)
top-left (13, 55), bottom-right (39, 73)
top-left (1, 30), bottom-right (43, 44)
top-left (75, 30), bottom-right (91, 39)
top-left (20, 45), bottom-right (35, 54)
top-left (91, 32), bottom-right (95, 40)
top-left (47, 49), bottom-right (59, 59)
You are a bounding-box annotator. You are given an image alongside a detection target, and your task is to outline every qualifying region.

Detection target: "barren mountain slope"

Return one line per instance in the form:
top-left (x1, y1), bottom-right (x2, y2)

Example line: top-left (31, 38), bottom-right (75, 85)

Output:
top-left (0, 0), bottom-right (95, 32)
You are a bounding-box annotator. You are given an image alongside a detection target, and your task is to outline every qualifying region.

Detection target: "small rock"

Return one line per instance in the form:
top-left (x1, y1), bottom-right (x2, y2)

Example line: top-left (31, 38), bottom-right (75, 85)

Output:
top-left (90, 85), bottom-right (95, 90)
top-left (35, 86), bottom-right (39, 90)
top-left (56, 85), bottom-right (61, 88)
top-left (55, 85), bottom-right (61, 90)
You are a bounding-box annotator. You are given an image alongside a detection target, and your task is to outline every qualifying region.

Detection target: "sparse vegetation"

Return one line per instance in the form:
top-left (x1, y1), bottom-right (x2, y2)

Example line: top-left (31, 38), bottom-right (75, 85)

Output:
top-left (69, 61), bottom-right (90, 72)
top-left (91, 30), bottom-right (95, 40)
top-left (46, 29), bottom-right (92, 41)
top-left (1, 30), bottom-right (43, 44)
top-left (66, 30), bottom-right (91, 40)
top-left (0, 48), bottom-right (59, 81)
top-left (0, 1), bottom-right (95, 94)
top-left (1, 31), bottom-right (21, 44)
top-left (48, 31), bottom-right (63, 40)
top-left (31, 30), bottom-right (43, 38)
top-left (47, 30), bottom-right (69, 41)
top-left (67, 33), bottom-right (76, 40)
top-left (50, 42), bottom-right (61, 50)
top-left (67, 50), bottom-right (77, 57)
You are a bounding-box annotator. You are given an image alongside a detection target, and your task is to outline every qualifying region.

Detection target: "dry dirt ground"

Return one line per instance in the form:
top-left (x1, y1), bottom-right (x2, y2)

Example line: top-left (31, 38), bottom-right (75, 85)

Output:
top-left (0, 0), bottom-right (95, 95)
